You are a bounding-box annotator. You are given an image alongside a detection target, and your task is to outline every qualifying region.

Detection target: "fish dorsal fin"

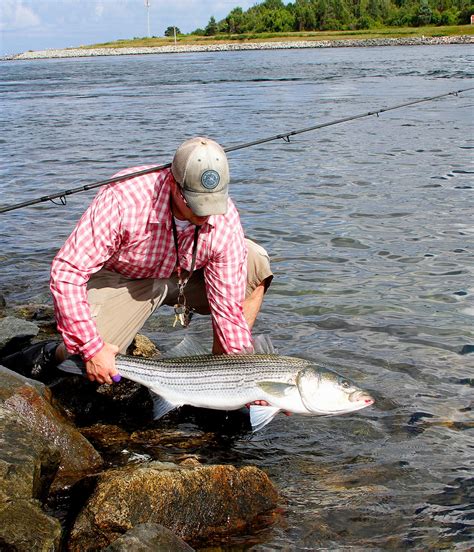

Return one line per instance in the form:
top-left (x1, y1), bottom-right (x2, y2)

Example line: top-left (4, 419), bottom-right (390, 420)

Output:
top-left (257, 381), bottom-right (295, 398)
top-left (163, 335), bottom-right (209, 358)
top-left (253, 335), bottom-right (277, 355)
top-left (249, 405), bottom-right (280, 432)
top-left (164, 335), bottom-right (276, 358)
top-left (150, 392), bottom-right (182, 419)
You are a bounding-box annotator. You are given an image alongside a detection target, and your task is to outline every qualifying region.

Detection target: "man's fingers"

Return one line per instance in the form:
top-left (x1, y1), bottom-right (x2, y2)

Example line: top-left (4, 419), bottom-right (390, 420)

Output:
top-left (246, 400), bottom-right (270, 409)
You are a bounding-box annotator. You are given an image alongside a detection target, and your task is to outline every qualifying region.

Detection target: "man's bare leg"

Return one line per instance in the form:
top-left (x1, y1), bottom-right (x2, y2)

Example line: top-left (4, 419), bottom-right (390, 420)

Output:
top-left (55, 343), bottom-right (68, 363)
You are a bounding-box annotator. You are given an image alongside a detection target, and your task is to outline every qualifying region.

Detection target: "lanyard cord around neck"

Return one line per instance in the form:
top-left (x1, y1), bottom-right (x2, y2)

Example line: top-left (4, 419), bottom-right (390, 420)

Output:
top-left (170, 198), bottom-right (200, 303)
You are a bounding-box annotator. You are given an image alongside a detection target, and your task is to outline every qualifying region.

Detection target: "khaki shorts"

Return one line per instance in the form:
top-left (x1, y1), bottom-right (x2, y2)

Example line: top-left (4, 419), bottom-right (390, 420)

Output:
top-left (87, 239), bottom-right (273, 353)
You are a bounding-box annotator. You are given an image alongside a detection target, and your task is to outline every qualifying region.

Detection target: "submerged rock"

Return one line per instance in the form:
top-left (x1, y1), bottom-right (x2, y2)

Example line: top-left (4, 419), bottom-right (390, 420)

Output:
top-left (103, 523), bottom-right (194, 551)
top-left (68, 462), bottom-right (279, 550)
top-left (80, 424), bottom-right (131, 454)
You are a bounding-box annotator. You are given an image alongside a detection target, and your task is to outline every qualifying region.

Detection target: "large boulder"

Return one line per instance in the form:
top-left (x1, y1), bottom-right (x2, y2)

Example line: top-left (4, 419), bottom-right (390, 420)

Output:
top-left (0, 405), bottom-right (60, 502)
top-left (0, 406), bottom-right (62, 551)
top-left (68, 462), bottom-right (279, 550)
top-left (0, 366), bottom-right (103, 490)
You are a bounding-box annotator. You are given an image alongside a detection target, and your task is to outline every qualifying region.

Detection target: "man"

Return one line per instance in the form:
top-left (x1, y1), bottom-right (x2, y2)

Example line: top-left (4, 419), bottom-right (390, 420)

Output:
top-left (3, 137), bottom-right (272, 385)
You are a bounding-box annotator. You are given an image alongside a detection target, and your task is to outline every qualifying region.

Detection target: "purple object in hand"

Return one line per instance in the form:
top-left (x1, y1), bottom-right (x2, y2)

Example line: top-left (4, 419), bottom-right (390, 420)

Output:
top-left (112, 374), bottom-right (122, 383)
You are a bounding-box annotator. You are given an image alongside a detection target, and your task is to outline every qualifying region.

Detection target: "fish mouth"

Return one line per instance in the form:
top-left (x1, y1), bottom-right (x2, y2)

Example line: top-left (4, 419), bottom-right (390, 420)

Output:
top-left (349, 391), bottom-right (374, 406)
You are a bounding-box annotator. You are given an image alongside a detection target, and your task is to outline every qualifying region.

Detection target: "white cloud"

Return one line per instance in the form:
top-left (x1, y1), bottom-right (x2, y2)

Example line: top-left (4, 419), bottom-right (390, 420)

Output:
top-left (95, 2), bottom-right (105, 18)
top-left (0, 0), bottom-right (41, 31)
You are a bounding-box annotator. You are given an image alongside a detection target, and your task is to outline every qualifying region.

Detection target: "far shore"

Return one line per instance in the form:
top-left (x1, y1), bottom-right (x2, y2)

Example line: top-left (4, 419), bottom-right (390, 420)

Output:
top-left (3, 34), bottom-right (473, 61)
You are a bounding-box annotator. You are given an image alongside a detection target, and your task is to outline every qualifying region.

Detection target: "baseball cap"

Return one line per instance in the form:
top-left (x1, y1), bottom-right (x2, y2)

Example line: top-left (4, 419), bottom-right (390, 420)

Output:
top-left (171, 137), bottom-right (229, 216)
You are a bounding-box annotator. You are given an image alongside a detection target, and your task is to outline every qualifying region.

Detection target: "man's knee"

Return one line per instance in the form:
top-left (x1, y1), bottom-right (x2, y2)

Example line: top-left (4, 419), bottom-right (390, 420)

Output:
top-left (245, 239), bottom-right (273, 298)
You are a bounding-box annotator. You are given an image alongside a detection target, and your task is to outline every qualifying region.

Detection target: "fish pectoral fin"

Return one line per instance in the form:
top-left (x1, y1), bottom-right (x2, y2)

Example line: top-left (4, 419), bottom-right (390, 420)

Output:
top-left (257, 381), bottom-right (296, 398)
top-left (249, 405), bottom-right (281, 432)
top-left (150, 393), bottom-right (182, 420)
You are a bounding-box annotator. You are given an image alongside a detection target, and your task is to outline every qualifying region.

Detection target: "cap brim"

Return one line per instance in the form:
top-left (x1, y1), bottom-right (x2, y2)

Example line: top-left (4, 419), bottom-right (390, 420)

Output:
top-left (183, 189), bottom-right (228, 216)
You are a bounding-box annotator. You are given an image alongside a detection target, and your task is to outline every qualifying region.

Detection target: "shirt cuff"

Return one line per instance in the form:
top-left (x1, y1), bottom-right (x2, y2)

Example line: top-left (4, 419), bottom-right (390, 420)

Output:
top-left (80, 335), bottom-right (105, 362)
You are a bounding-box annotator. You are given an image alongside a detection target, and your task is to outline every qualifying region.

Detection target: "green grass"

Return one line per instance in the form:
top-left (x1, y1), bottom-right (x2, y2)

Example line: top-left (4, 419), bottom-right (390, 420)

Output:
top-left (81, 25), bottom-right (472, 49)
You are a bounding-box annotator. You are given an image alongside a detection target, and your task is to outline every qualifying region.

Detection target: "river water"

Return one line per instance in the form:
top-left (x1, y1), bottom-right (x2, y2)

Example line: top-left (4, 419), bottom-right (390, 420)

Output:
top-left (1, 45), bottom-right (473, 550)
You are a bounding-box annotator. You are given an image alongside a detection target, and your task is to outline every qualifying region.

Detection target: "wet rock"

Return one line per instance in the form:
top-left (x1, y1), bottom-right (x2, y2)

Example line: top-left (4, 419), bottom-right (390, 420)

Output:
top-left (3, 303), bottom-right (58, 342)
top-left (0, 404), bottom-right (60, 501)
top-left (0, 498), bottom-right (62, 552)
top-left (12, 303), bottom-right (55, 323)
top-left (127, 334), bottom-right (159, 357)
top-left (177, 455), bottom-right (202, 467)
top-left (0, 366), bottom-right (103, 491)
top-left (130, 427), bottom-right (217, 450)
top-left (0, 316), bottom-right (39, 356)
top-left (103, 523), bottom-right (194, 551)
top-left (80, 424), bottom-right (131, 453)
top-left (68, 462), bottom-right (279, 550)
top-left (0, 404), bottom-right (62, 551)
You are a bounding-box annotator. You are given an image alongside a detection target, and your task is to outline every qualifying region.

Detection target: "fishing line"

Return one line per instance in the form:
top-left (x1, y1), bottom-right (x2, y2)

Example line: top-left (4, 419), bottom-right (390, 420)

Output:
top-left (1, 86), bottom-right (472, 214)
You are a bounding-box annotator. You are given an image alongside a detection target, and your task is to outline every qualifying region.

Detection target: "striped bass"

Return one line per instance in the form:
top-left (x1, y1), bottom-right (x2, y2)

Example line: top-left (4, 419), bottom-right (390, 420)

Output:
top-left (60, 336), bottom-right (374, 431)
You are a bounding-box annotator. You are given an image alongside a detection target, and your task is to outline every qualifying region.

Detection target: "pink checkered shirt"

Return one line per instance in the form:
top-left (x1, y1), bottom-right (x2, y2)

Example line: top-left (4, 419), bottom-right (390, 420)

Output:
top-left (50, 166), bottom-right (251, 360)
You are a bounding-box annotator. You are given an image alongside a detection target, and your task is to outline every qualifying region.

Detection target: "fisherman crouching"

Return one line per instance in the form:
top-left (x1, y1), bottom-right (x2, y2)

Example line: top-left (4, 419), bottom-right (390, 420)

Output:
top-left (2, 137), bottom-right (273, 384)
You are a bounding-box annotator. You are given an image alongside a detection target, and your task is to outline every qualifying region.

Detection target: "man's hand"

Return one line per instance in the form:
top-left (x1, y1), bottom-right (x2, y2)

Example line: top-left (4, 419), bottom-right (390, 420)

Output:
top-left (85, 342), bottom-right (119, 385)
top-left (246, 400), bottom-right (292, 416)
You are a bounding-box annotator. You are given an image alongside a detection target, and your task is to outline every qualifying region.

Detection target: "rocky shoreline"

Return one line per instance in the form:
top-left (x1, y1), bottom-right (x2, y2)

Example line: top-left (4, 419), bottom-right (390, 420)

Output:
top-left (0, 306), bottom-right (280, 550)
top-left (4, 35), bottom-right (473, 61)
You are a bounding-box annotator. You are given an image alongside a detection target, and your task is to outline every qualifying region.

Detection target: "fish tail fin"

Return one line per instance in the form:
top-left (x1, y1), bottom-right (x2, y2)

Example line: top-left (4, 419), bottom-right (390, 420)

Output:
top-left (58, 356), bottom-right (86, 376)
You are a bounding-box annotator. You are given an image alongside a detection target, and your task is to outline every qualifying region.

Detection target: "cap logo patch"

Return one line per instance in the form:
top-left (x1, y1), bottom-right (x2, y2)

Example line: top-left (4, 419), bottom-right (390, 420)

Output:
top-left (201, 170), bottom-right (220, 190)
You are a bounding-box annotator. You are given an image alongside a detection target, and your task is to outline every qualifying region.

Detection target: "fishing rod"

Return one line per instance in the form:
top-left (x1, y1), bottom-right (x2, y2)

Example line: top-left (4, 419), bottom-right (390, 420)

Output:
top-left (1, 86), bottom-right (473, 215)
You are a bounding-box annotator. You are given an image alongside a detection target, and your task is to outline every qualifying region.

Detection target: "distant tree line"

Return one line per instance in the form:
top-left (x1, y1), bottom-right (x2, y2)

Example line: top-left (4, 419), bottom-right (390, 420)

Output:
top-left (164, 26), bottom-right (181, 37)
top-left (191, 0), bottom-right (473, 35)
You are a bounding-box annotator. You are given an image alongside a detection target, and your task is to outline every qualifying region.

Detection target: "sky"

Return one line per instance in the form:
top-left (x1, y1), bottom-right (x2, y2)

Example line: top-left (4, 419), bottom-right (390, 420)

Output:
top-left (0, 0), bottom-right (258, 55)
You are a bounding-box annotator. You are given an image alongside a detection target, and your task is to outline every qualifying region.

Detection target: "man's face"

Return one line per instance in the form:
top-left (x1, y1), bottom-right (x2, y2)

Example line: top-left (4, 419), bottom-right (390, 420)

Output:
top-left (170, 177), bottom-right (210, 226)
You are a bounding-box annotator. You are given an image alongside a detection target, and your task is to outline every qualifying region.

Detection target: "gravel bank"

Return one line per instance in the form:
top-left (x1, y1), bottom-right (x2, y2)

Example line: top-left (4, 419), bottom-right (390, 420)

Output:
top-left (4, 35), bottom-right (473, 61)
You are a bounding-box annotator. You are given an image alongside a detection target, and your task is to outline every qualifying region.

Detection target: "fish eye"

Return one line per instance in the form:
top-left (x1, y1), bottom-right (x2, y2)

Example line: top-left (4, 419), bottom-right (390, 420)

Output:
top-left (341, 380), bottom-right (351, 389)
